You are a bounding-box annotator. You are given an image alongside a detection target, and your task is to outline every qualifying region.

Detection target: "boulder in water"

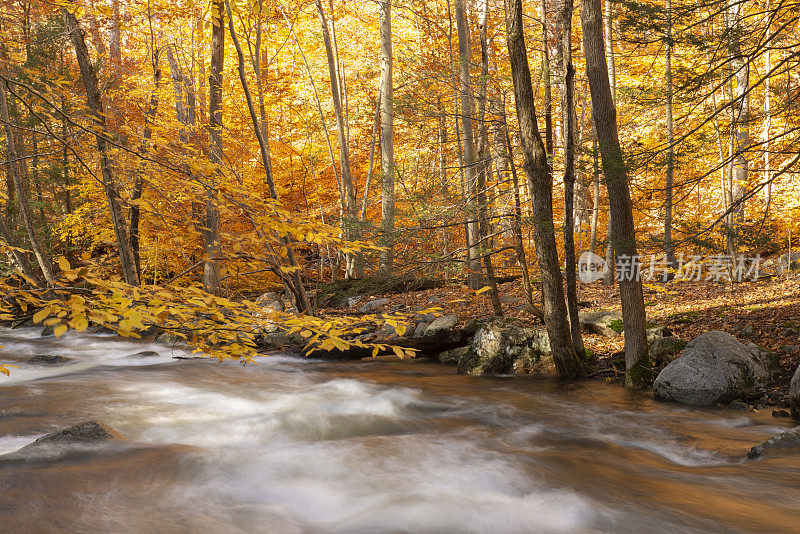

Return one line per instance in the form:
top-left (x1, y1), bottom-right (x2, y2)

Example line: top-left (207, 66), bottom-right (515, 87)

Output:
top-left (748, 426), bottom-right (800, 459)
top-left (653, 331), bottom-right (777, 406)
top-left (579, 310), bottom-right (623, 337)
top-left (33, 420), bottom-right (124, 444)
top-left (27, 354), bottom-right (74, 365)
top-left (126, 351), bottom-right (160, 359)
top-left (457, 320), bottom-right (553, 376)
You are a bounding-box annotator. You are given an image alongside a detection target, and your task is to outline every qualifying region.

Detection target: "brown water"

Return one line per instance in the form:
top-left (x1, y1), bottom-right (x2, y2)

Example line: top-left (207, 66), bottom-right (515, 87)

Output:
top-left (1, 327), bottom-right (799, 533)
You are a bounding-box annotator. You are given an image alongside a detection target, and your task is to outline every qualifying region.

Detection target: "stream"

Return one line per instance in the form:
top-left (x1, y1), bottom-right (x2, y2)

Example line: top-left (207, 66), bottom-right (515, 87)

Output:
top-left (1, 327), bottom-right (799, 533)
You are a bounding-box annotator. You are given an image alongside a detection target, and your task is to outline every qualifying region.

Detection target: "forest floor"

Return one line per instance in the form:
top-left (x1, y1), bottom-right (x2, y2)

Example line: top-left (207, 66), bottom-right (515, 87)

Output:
top-left (347, 274), bottom-right (800, 403)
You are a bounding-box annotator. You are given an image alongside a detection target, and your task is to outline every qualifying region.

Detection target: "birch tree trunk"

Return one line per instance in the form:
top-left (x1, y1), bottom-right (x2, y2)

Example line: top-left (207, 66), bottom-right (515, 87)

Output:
top-left (476, 0), bottom-right (502, 315)
top-left (454, 0), bottom-right (482, 289)
top-left (379, 0), bottom-right (395, 273)
top-left (726, 0), bottom-right (748, 251)
top-left (581, 0), bottom-right (649, 388)
top-left (504, 0), bottom-right (584, 379)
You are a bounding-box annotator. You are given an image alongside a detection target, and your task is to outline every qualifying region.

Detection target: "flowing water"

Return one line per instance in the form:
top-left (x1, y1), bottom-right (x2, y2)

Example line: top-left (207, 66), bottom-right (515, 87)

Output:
top-left (1, 327), bottom-right (799, 533)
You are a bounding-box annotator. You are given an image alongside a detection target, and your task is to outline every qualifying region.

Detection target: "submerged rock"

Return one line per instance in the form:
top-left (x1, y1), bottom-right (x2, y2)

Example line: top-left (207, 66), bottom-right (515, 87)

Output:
top-left (27, 421), bottom-right (125, 448)
top-left (126, 351), bottom-right (160, 359)
top-left (653, 331), bottom-right (777, 407)
top-left (27, 354), bottom-right (74, 365)
top-left (579, 310), bottom-right (623, 337)
top-left (457, 320), bottom-right (553, 376)
top-left (748, 426), bottom-right (800, 459)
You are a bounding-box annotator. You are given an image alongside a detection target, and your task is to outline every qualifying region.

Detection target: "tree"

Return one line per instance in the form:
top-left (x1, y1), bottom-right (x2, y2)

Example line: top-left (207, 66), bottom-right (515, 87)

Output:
top-left (206, 0), bottom-right (225, 294)
top-left (454, 0), bottom-right (481, 289)
top-left (554, 0), bottom-right (586, 357)
top-left (62, 6), bottom-right (140, 286)
top-left (663, 0), bottom-right (676, 275)
top-left (379, 0), bottom-right (395, 273)
top-left (504, 0), bottom-right (584, 379)
top-left (314, 0), bottom-right (358, 279)
top-left (581, 0), bottom-right (649, 388)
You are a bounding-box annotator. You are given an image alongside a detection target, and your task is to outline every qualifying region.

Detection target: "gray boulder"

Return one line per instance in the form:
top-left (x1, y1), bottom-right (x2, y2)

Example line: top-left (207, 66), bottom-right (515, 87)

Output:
top-left (649, 336), bottom-right (687, 366)
top-left (27, 354), bottom-right (73, 365)
top-left (413, 322), bottom-right (430, 338)
top-left (790, 364), bottom-right (800, 418)
top-left (579, 310), bottom-right (623, 337)
top-left (156, 331), bottom-right (186, 347)
top-left (457, 320), bottom-right (553, 376)
top-left (424, 315), bottom-right (458, 337)
top-left (359, 298), bottom-right (390, 313)
top-left (748, 426), bottom-right (800, 459)
top-left (653, 331), bottom-right (777, 406)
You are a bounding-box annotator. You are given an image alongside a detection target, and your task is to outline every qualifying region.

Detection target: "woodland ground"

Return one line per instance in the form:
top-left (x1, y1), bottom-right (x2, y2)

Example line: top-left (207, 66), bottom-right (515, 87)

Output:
top-left (320, 275), bottom-right (800, 402)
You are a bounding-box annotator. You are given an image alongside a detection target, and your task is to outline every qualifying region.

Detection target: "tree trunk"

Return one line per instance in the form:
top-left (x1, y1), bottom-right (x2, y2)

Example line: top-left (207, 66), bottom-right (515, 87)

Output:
top-left (589, 131), bottom-right (600, 253)
top-left (0, 82), bottom-right (54, 285)
top-left (504, 0), bottom-right (584, 379)
top-left (762, 0), bottom-right (772, 210)
top-left (602, 0), bottom-right (615, 285)
top-left (454, 0), bottom-right (482, 289)
top-left (663, 0), bottom-right (676, 276)
top-left (476, 0), bottom-right (503, 315)
top-left (581, 0), bottom-right (649, 388)
top-left (205, 0), bottom-right (225, 294)
top-left (225, 0), bottom-right (311, 314)
top-left (62, 8), bottom-right (140, 285)
top-left (130, 19), bottom-right (161, 280)
top-left (314, 0), bottom-right (358, 279)
top-left (726, 0), bottom-right (748, 251)
top-left (379, 0), bottom-right (395, 273)
top-left (556, 0), bottom-right (585, 357)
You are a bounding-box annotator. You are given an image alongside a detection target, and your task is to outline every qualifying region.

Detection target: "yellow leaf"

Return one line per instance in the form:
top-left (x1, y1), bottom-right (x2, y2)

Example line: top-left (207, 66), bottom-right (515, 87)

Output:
top-left (395, 324), bottom-right (407, 336)
top-left (54, 325), bottom-right (67, 337)
top-left (475, 286), bottom-right (491, 294)
top-left (57, 257), bottom-right (71, 272)
top-left (33, 308), bottom-right (50, 324)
